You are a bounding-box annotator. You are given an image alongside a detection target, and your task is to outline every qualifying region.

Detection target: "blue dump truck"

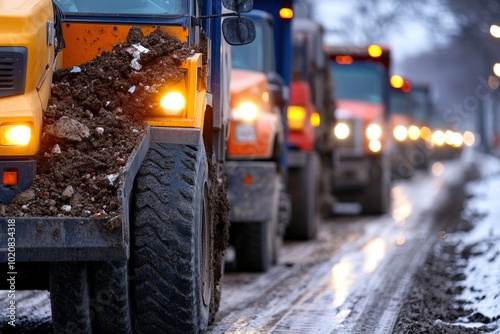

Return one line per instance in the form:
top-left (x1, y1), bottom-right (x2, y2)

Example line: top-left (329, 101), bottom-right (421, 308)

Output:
top-left (0, 0), bottom-right (254, 332)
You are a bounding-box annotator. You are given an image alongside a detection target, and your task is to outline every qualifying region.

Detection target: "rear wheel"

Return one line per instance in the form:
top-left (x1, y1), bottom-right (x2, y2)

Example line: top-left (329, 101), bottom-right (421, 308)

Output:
top-left (233, 221), bottom-right (272, 272)
top-left (286, 152), bottom-right (320, 240)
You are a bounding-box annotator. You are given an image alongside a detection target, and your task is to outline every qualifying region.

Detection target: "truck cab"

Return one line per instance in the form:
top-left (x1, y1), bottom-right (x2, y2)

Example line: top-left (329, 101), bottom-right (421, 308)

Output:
top-left (327, 45), bottom-right (392, 214)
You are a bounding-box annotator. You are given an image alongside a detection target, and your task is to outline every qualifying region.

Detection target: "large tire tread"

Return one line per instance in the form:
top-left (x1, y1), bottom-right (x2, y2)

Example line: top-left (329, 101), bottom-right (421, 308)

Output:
top-left (50, 262), bottom-right (92, 334)
top-left (234, 222), bottom-right (271, 272)
top-left (132, 143), bottom-right (209, 334)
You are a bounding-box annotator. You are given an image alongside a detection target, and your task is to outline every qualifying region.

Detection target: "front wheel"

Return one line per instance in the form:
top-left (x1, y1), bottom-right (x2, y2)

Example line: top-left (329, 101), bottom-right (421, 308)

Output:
top-left (359, 155), bottom-right (391, 215)
top-left (131, 143), bottom-right (212, 333)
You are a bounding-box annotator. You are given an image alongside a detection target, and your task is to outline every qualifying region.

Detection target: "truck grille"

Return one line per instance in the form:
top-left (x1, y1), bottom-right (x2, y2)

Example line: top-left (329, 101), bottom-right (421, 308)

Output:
top-left (0, 47), bottom-right (27, 98)
top-left (335, 118), bottom-right (364, 155)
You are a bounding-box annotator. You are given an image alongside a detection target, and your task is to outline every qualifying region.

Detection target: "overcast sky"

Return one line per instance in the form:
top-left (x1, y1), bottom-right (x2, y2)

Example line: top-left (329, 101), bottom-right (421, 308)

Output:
top-left (312, 1), bottom-right (456, 73)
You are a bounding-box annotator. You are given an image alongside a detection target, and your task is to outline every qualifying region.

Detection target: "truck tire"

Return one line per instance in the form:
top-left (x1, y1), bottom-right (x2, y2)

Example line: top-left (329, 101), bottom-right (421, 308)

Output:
top-left (286, 152), bottom-right (320, 240)
top-left (132, 143), bottom-right (212, 333)
top-left (360, 155), bottom-right (391, 215)
top-left (50, 262), bottom-right (92, 334)
top-left (91, 261), bottom-right (132, 334)
top-left (233, 221), bottom-right (272, 272)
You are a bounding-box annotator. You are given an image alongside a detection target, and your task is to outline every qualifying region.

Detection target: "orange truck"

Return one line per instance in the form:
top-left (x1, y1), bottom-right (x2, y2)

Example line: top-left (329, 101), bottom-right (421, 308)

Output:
top-left (326, 45), bottom-right (392, 214)
top-left (225, 8), bottom-right (291, 272)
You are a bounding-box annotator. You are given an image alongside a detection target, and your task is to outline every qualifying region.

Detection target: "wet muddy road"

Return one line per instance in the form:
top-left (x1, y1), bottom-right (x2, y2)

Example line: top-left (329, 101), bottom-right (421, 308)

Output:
top-left (207, 157), bottom-right (472, 333)
top-left (0, 153), bottom-right (486, 333)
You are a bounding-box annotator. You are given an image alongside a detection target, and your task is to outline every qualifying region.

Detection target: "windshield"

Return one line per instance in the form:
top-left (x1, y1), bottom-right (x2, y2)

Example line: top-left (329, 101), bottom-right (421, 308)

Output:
top-left (390, 89), bottom-right (411, 115)
top-left (53, 0), bottom-right (184, 16)
top-left (331, 63), bottom-right (383, 103)
top-left (411, 89), bottom-right (429, 122)
top-left (232, 21), bottom-right (265, 72)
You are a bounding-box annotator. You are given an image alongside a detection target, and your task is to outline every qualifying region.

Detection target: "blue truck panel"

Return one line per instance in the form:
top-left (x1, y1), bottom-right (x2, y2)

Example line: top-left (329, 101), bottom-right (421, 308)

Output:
top-left (252, 0), bottom-right (295, 86)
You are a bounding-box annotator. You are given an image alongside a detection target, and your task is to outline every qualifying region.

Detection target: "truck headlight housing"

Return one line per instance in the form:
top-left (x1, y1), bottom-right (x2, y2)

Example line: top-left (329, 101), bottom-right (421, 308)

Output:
top-left (160, 91), bottom-right (186, 116)
top-left (334, 122), bottom-right (350, 140)
top-left (232, 101), bottom-right (259, 122)
top-left (366, 124), bottom-right (382, 140)
top-left (0, 124), bottom-right (31, 146)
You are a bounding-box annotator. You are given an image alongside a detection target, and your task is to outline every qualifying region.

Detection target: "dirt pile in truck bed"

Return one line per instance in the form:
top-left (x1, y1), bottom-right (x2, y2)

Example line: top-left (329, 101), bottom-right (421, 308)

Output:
top-left (3, 27), bottom-right (197, 219)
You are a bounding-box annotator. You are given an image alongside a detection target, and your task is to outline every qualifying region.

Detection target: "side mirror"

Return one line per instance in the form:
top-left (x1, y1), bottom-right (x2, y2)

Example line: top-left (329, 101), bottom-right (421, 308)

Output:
top-left (267, 71), bottom-right (288, 109)
top-left (223, 0), bottom-right (253, 13)
top-left (222, 17), bottom-right (256, 45)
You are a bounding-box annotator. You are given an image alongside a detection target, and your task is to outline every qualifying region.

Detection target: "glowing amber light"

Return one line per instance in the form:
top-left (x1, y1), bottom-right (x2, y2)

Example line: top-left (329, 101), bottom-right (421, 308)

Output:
top-left (160, 91), bottom-right (186, 116)
top-left (335, 55), bottom-right (353, 64)
top-left (2, 171), bottom-right (17, 185)
top-left (279, 7), bottom-right (293, 19)
top-left (367, 44), bottom-right (383, 58)
top-left (390, 75), bottom-right (404, 89)
top-left (288, 106), bottom-right (307, 130)
top-left (0, 125), bottom-right (31, 146)
top-left (310, 112), bottom-right (320, 127)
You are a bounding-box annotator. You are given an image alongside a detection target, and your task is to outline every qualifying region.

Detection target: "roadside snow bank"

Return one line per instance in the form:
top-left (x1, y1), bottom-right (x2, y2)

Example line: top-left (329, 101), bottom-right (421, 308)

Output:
top-left (448, 150), bottom-right (500, 326)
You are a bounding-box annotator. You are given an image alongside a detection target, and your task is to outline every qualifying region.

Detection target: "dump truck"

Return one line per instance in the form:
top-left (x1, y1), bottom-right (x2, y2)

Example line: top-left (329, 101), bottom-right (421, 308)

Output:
top-left (285, 14), bottom-right (336, 239)
top-left (0, 0), bottom-right (254, 332)
top-left (326, 45), bottom-right (392, 214)
top-left (225, 7), bottom-right (291, 272)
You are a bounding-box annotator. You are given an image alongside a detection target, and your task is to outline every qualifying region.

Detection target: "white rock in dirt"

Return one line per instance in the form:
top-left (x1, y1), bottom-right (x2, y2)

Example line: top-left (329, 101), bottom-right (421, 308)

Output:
top-left (61, 186), bottom-right (75, 200)
top-left (70, 66), bottom-right (81, 73)
top-left (128, 85), bottom-right (136, 94)
top-left (45, 116), bottom-right (90, 142)
top-left (132, 43), bottom-right (149, 53)
top-left (51, 144), bottom-right (61, 154)
top-left (107, 173), bottom-right (119, 186)
top-left (61, 205), bottom-right (72, 212)
top-left (96, 127), bottom-right (104, 135)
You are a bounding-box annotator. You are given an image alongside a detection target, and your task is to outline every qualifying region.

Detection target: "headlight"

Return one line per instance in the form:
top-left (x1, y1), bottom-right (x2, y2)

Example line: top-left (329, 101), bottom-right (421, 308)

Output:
top-left (368, 139), bottom-right (382, 153)
top-left (334, 122), bottom-right (350, 140)
top-left (366, 124), bottom-right (382, 140)
top-left (408, 125), bottom-right (420, 140)
top-left (0, 125), bottom-right (31, 146)
top-left (288, 106), bottom-right (306, 131)
top-left (463, 131), bottom-right (475, 146)
top-left (444, 130), bottom-right (454, 145)
top-left (393, 125), bottom-right (408, 141)
top-left (233, 101), bottom-right (259, 122)
top-left (432, 130), bottom-right (445, 146)
top-left (160, 91), bottom-right (186, 116)
top-left (451, 132), bottom-right (463, 147)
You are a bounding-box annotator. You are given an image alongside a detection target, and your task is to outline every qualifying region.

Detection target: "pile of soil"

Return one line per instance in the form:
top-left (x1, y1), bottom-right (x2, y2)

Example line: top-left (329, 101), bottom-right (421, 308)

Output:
top-left (3, 27), bottom-right (197, 220)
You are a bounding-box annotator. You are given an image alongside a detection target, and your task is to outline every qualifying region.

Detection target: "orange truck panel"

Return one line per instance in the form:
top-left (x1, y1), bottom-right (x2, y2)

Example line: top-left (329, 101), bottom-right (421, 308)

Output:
top-left (228, 69), bottom-right (279, 159)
